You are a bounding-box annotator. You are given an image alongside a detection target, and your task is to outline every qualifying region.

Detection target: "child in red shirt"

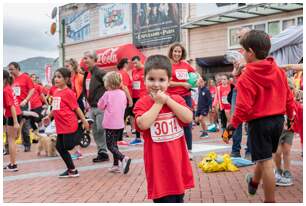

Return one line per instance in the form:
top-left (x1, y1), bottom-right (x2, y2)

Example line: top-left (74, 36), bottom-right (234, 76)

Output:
top-left (3, 70), bottom-right (21, 172)
top-left (133, 55), bottom-right (194, 203)
top-left (228, 30), bottom-right (295, 203)
top-left (43, 68), bottom-right (89, 178)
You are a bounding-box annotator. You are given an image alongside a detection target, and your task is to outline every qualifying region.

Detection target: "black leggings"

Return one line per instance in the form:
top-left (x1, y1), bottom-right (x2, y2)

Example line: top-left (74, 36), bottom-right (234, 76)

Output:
top-left (105, 129), bottom-right (125, 166)
top-left (153, 194), bottom-right (184, 203)
top-left (56, 133), bottom-right (78, 170)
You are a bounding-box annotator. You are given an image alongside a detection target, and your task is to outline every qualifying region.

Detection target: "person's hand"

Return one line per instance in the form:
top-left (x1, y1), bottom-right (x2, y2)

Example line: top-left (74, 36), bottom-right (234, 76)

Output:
top-left (83, 121), bottom-right (90, 131)
top-left (20, 99), bottom-right (27, 107)
top-left (151, 90), bottom-right (169, 105)
top-left (128, 99), bottom-right (133, 108)
top-left (42, 116), bottom-right (51, 126)
top-left (13, 122), bottom-right (20, 130)
top-left (222, 123), bottom-right (235, 144)
top-left (232, 60), bottom-right (245, 76)
top-left (196, 77), bottom-right (204, 88)
top-left (183, 82), bottom-right (192, 89)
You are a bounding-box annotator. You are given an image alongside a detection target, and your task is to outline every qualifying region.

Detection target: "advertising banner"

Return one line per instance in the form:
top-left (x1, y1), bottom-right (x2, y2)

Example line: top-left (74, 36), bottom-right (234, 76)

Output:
top-left (99, 4), bottom-right (131, 36)
top-left (132, 3), bottom-right (181, 48)
top-left (64, 10), bottom-right (90, 43)
top-left (45, 64), bottom-right (52, 85)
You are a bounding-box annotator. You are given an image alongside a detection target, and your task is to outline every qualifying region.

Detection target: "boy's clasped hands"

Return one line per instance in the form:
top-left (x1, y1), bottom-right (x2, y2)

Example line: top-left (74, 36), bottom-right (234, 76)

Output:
top-left (150, 90), bottom-right (169, 105)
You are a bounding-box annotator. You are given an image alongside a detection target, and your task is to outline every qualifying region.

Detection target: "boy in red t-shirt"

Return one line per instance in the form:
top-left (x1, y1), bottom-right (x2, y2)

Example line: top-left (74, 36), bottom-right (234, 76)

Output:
top-left (133, 55), bottom-right (194, 203)
top-left (228, 30), bottom-right (295, 203)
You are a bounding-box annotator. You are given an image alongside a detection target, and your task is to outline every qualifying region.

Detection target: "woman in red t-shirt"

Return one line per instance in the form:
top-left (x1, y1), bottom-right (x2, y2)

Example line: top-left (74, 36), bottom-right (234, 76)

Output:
top-left (43, 68), bottom-right (89, 178)
top-left (3, 70), bottom-right (22, 172)
top-left (208, 78), bottom-right (218, 126)
top-left (167, 43), bottom-right (203, 159)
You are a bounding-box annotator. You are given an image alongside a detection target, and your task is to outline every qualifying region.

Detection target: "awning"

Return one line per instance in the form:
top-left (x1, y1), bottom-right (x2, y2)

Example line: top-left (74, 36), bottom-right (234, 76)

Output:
top-left (79, 43), bottom-right (146, 71)
top-left (182, 3), bottom-right (303, 29)
top-left (196, 55), bottom-right (232, 67)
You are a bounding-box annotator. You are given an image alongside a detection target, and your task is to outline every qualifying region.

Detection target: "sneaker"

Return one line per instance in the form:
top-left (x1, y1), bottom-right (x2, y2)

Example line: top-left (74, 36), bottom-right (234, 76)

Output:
top-left (188, 150), bottom-right (193, 160)
top-left (244, 153), bottom-right (252, 161)
top-left (117, 140), bottom-right (129, 146)
top-left (245, 173), bottom-right (257, 195)
top-left (200, 131), bottom-right (209, 138)
top-left (58, 169), bottom-right (79, 178)
top-left (230, 152), bottom-right (241, 158)
top-left (71, 154), bottom-right (78, 160)
top-left (3, 164), bottom-right (18, 172)
top-left (3, 150), bottom-right (9, 155)
top-left (75, 151), bottom-right (83, 159)
top-left (131, 129), bottom-right (136, 134)
top-left (121, 157), bottom-right (132, 174)
top-left (108, 165), bottom-right (121, 173)
top-left (24, 146), bottom-right (31, 152)
top-left (92, 154), bottom-right (109, 163)
top-left (276, 170), bottom-right (293, 186)
top-left (207, 124), bottom-right (217, 132)
top-left (129, 138), bottom-right (143, 145)
top-left (274, 168), bottom-right (283, 184)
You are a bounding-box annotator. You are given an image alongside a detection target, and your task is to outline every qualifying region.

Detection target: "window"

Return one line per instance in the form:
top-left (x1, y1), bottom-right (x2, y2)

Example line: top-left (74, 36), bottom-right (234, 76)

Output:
top-left (254, 23), bottom-right (266, 31)
top-left (297, 17), bottom-right (303, 25)
top-left (282, 19), bottom-right (295, 30)
top-left (229, 27), bottom-right (240, 47)
top-left (268, 21), bottom-right (280, 36)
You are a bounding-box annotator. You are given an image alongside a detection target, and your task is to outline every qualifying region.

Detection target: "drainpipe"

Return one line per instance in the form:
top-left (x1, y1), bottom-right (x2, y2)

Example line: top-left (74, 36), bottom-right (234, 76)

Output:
top-left (59, 19), bottom-right (65, 67)
top-left (184, 3), bottom-right (190, 59)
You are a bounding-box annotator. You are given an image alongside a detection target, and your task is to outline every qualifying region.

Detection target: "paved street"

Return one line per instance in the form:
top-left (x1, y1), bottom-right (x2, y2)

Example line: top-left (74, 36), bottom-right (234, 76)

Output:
top-left (3, 126), bottom-right (303, 203)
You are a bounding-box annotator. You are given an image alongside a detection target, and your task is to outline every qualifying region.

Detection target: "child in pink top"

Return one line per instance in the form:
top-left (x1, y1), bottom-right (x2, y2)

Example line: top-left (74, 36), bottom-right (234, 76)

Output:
top-left (98, 71), bottom-right (131, 174)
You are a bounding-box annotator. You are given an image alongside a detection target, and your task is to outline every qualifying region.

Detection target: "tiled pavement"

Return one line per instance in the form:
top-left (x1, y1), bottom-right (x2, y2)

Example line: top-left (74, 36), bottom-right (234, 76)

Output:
top-left (3, 126), bottom-right (303, 203)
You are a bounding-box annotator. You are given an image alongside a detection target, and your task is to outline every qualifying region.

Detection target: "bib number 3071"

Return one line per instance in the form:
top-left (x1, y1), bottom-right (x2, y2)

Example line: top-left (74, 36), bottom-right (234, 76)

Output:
top-left (150, 113), bottom-right (183, 143)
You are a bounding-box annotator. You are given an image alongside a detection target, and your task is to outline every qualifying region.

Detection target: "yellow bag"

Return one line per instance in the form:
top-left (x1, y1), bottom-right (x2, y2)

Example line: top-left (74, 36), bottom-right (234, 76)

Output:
top-left (198, 152), bottom-right (239, 173)
top-left (3, 130), bottom-right (38, 145)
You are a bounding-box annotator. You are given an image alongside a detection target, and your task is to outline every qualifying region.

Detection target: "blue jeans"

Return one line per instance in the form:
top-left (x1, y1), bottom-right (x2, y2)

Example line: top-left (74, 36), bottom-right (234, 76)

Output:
top-left (231, 89), bottom-right (251, 155)
top-left (183, 95), bottom-right (193, 150)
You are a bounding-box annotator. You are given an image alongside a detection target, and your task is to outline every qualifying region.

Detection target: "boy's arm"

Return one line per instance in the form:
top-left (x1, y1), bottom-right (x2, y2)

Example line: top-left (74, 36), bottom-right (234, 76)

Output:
top-left (231, 81), bottom-right (255, 128)
top-left (136, 103), bottom-right (163, 130)
top-left (166, 97), bottom-right (193, 124)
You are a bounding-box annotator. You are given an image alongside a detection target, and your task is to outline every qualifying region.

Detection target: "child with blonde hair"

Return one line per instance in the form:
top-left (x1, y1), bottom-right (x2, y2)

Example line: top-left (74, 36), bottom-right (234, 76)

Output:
top-left (98, 71), bottom-right (131, 174)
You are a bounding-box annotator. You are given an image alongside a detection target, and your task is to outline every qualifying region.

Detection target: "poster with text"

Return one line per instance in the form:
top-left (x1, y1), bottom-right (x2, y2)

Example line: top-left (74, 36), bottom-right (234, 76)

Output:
top-left (99, 4), bottom-right (131, 37)
top-left (64, 10), bottom-right (90, 43)
top-left (132, 3), bottom-right (181, 48)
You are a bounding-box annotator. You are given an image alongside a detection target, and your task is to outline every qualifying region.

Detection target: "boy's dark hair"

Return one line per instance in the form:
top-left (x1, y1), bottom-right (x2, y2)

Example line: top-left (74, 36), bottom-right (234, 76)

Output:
top-left (131, 56), bottom-right (140, 62)
top-left (117, 58), bottom-right (129, 70)
top-left (144, 55), bottom-right (172, 78)
top-left (55, 67), bottom-right (72, 89)
top-left (3, 70), bottom-right (13, 85)
top-left (240, 30), bottom-right (271, 60)
top-left (168, 43), bottom-right (187, 61)
top-left (8, 62), bottom-right (21, 71)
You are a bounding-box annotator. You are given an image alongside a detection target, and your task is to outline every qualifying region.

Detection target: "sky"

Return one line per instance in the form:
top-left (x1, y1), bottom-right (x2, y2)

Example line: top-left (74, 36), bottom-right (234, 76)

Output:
top-left (3, 3), bottom-right (61, 65)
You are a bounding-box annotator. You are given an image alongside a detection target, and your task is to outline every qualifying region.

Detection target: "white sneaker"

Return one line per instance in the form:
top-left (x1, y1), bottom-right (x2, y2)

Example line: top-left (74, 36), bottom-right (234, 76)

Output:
top-left (121, 157), bottom-right (131, 174)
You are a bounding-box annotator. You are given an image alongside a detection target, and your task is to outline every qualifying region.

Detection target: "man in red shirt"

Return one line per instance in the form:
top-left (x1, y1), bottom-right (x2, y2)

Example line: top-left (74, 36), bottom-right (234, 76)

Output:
top-left (228, 30), bottom-right (295, 203)
top-left (9, 62), bottom-right (35, 152)
top-left (130, 56), bottom-right (147, 145)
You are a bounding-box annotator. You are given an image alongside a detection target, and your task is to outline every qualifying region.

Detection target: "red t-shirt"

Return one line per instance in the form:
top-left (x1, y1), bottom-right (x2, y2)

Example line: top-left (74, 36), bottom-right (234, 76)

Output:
top-left (167, 60), bottom-right (196, 97)
top-left (29, 83), bottom-right (43, 110)
top-left (3, 84), bottom-right (22, 118)
top-left (12, 73), bottom-right (34, 104)
top-left (42, 86), bottom-right (49, 96)
top-left (213, 84), bottom-right (231, 111)
top-left (133, 94), bottom-right (194, 199)
top-left (118, 69), bottom-right (132, 97)
top-left (132, 67), bottom-right (147, 99)
top-left (51, 87), bottom-right (79, 134)
top-left (48, 86), bottom-right (57, 97)
top-left (209, 86), bottom-right (216, 102)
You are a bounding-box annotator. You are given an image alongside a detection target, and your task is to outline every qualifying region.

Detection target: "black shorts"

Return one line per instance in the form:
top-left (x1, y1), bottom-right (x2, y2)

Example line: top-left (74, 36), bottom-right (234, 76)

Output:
top-left (6, 115), bottom-right (22, 126)
top-left (124, 106), bottom-right (133, 120)
top-left (57, 125), bottom-right (83, 150)
top-left (131, 98), bottom-right (139, 117)
top-left (196, 108), bottom-right (209, 117)
top-left (248, 115), bottom-right (284, 162)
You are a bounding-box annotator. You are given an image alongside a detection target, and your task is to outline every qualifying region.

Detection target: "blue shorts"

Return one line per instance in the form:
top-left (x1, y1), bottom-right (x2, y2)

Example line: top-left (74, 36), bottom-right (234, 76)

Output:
top-left (196, 109), bottom-right (209, 117)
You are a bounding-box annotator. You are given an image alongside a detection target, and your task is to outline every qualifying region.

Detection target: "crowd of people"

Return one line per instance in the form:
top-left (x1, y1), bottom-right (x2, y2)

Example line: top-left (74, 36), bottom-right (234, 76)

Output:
top-left (3, 28), bottom-right (303, 203)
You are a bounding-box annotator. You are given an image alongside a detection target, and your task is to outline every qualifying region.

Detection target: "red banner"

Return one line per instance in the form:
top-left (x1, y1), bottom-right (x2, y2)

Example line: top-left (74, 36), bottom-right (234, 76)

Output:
top-left (45, 64), bottom-right (52, 85)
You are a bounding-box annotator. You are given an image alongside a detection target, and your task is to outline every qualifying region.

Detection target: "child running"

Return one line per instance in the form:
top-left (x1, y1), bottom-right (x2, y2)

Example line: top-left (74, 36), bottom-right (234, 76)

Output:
top-left (228, 30), bottom-right (295, 203)
top-left (3, 70), bottom-right (21, 172)
top-left (43, 68), bottom-right (89, 178)
top-left (97, 71), bottom-right (132, 174)
top-left (133, 55), bottom-right (194, 203)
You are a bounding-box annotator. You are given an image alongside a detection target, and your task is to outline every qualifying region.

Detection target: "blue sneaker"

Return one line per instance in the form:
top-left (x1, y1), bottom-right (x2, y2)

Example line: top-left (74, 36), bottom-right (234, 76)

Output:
top-left (71, 154), bottom-right (78, 160)
top-left (129, 138), bottom-right (143, 145)
top-left (207, 124), bottom-right (217, 132)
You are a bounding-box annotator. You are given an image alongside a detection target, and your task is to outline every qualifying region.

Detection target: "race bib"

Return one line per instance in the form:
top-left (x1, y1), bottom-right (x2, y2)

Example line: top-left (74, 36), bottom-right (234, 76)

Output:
top-left (150, 113), bottom-right (184, 143)
top-left (221, 96), bottom-right (229, 104)
top-left (52, 97), bottom-right (61, 111)
top-left (86, 79), bottom-right (91, 91)
top-left (175, 69), bottom-right (189, 80)
top-left (133, 81), bottom-right (141, 90)
top-left (12, 86), bottom-right (21, 96)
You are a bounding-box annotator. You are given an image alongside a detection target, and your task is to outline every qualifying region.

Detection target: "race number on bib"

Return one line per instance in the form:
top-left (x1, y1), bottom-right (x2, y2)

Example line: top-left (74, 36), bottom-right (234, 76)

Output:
top-left (150, 113), bottom-right (184, 143)
top-left (133, 81), bottom-right (141, 90)
top-left (86, 79), bottom-right (91, 91)
top-left (175, 69), bottom-right (189, 80)
top-left (221, 96), bottom-right (229, 104)
top-left (12, 86), bottom-right (21, 96)
top-left (52, 97), bottom-right (61, 111)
